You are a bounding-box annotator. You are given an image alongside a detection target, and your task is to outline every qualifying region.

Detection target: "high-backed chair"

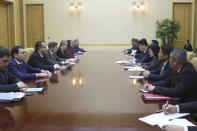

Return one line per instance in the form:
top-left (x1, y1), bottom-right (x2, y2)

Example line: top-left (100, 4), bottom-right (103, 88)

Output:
top-left (187, 51), bottom-right (196, 63)
top-left (24, 48), bottom-right (34, 62)
top-left (191, 57), bottom-right (197, 72)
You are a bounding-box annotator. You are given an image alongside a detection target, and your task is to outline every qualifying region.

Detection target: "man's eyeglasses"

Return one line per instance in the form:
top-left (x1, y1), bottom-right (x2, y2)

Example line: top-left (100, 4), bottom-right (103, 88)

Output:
top-left (41, 46), bottom-right (47, 48)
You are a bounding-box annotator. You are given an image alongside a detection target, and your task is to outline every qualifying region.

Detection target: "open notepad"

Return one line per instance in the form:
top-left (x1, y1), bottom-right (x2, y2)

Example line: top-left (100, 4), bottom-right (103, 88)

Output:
top-left (0, 92), bottom-right (25, 102)
top-left (139, 112), bottom-right (190, 126)
top-left (129, 76), bottom-right (144, 79)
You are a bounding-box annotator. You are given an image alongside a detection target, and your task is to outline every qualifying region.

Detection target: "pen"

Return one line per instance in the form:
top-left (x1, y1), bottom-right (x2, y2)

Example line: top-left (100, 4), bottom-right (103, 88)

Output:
top-left (155, 110), bottom-right (163, 113)
top-left (22, 90), bottom-right (27, 93)
top-left (165, 100), bottom-right (169, 108)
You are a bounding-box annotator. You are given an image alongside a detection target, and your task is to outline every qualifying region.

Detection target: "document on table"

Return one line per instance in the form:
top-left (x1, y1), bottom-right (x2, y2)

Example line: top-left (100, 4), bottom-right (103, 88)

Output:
top-left (129, 76), bottom-right (144, 79)
top-left (0, 92), bottom-right (25, 101)
top-left (116, 61), bottom-right (130, 64)
top-left (127, 68), bottom-right (145, 72)
top-left (157, 119), bottom-right (195, 128)
top-left (124, 65), bottom-right (139, 69)
top-left (25, 88), bottom-right (43, 92)
top-left (139, 112), bottom-right (190, 126)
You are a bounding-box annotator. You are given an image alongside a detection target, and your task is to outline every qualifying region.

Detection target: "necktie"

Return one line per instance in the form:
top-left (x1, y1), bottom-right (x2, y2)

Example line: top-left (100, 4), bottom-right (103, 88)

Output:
top-left (160, 63), bottom-right (165, 75)
top-left (19, 64), bottom-right (24, 73)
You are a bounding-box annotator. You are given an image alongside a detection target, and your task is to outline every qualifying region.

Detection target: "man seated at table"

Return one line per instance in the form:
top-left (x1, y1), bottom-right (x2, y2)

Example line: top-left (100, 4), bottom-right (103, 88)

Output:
top-left (45, 41), bottom-right (69, 65)
top-left (0, 46), bottom-right (27, 92)
top-left (162, 101), bottom-right (197, 131)
top-left (135, 38), bottom-right (152, 63)
top-left (72, 39), bottom-right (86, 53)
top-left (7, 46), bottom-right (50, 80)
top-left (28, 41), bottom-right (60, 70)
top-left (123, 38), bottom-right (141, 56)
top-left (143, 44), bottom-right (172, 81)
top-left (144, 48), bottom-right (197, 103)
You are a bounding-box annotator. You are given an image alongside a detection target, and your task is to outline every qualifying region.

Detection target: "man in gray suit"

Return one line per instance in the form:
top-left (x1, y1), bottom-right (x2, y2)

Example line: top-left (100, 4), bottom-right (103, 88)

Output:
top-left (45, 41), bottom-right (69, 65)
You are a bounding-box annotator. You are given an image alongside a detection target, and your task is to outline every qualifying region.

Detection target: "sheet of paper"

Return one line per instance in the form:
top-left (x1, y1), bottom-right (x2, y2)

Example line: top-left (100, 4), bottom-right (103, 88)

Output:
top-left (129, 76), bottom-right (144, 79)
top-left (157, 119), bottom-right (195, 128)
top-left (127, 68), bottom-right (145, 72)
top-left (25, 88), bottom-right (43, 92)
top-left (139, 112), bottom-right (190, 126)
top-left (122, 62), bottom-right (137, 66)
top-left (116, 61), bottom-right (130, 64)
top-left (124, 66), bottom-right (141, 69)
top-left (0, 92), bottom-right (25, 100)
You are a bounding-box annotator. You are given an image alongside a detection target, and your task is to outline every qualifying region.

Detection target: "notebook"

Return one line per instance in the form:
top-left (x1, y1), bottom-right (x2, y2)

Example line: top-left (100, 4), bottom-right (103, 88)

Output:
top-left (141, 93), bottom-right (179, 101)
top-left (0, 92), bottom-right (25, 102)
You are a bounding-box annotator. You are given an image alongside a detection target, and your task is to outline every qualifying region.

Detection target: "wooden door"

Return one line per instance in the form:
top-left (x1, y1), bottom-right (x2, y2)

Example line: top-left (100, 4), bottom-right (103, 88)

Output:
top-left (0, 2), bottom-right (15, 49)
top-left (173, 3), bottom-right (192, 48)
top-left (26, 4), bottom-right (44, 48)
top-left (0, 3), bottom-right (9, 47)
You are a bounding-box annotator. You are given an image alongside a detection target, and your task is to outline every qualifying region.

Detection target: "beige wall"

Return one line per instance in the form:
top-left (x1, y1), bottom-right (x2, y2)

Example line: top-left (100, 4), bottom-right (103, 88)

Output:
top-left (15, 0), bottom-right (24, 46)
top-left (194, 0), bottom-right (197, 49)
top-left (23, 0), bottom-right (193, 45)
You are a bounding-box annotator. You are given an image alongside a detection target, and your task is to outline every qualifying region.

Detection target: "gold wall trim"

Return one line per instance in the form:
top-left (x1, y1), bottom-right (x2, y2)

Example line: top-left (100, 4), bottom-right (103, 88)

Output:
top-left (79, 44), bottom-right (131, 46)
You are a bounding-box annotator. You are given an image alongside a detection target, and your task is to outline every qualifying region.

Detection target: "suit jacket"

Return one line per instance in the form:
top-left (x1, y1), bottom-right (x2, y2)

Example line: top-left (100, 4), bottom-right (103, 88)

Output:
top-left (127, 45), bottom-right (141, 55)
top-left (56, 48), bottom-right (69, 59)
top-left (72, 46), bottom-right (79, 53)
top-left (142, 57), bottom-right (161, 71)
top-left (75, 45), bottom-right (86, 52)
top-left (153, 62), bottom-right (197, 103)
top-left (135, 48), bottom-right (152, 63)
top-left (45, 50), bottom-right (66, 65)
top-left (28, 51), bottom-right (54, 70)
top-left (184, 44), bottom-right (193, 52)
top-left (7, 58), bottom-right (41, 80)
top-left (0, 68), bottom-right (20, 92)
top-left (188, 127), bottom-right (197, 131)
top-left (178, 101), bottom-right (197, 131)
top-left (148, 60), bottom-right (172, 81)
top-left (152, 70), bottom-right (175, 87)
top-left (178, 101), bottom-right (197, 114)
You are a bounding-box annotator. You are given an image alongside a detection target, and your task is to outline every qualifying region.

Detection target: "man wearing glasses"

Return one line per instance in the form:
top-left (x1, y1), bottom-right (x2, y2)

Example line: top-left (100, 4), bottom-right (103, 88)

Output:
top-left (28, 41), bottom-right (61, 71)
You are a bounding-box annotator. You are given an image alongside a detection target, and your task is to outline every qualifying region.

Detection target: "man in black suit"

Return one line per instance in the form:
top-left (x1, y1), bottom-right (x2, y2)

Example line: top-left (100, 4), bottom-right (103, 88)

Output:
top-left (122, 38), bottom-right (141, 56)
top-left (45, 41), bottom-right (68, 65)
top-left (162, 101), bottom-right (197, 131)
top-left (0, 46), bottom-right (27, 92)
top-left (28, 41), bottom-right (61, 70)
top-left (144, 48), bottom-right (197, 103)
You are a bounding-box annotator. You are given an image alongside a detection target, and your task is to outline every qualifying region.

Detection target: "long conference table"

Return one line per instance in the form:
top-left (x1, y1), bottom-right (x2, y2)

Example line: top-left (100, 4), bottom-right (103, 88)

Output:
top-left (0, 46), bottom-right (188, 131)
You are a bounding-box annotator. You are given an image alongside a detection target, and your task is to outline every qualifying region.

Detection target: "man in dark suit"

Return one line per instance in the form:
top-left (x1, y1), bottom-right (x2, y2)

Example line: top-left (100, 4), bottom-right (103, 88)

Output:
top-left (72, 39), bottom-right (86, 53)
top-left (7, 46), bottom-right (50, 80)
top-left (28, 41), bottom-right (61, 70)
top-left (135, 38), bottom-right (152, 63)
top-left (162, 101), bottom-right (197, 131)
top-left (122, 38), bottom-right (141, 56)
top-left (45, 41), bottom-right (68, 65)
top-left (143, 44), bottom-right (172, 80)
top-left (144, 48), bottom-right (197, 103)
top-left (0, 46), bottom-right (27, 92)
